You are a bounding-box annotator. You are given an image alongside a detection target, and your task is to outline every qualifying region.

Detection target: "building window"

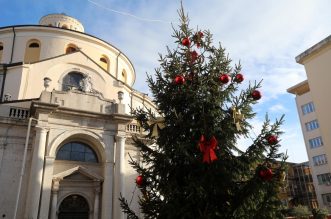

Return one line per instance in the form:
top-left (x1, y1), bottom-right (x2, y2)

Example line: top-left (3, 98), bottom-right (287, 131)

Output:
top-left (62, 71), bottom-right (85, 91)
top-left (24, 40), bottom-right (41, 63)
top-left (317, 173), bottom-right (331, 185)
top-left (58, 195), bottom-right (89, 218)
top-left (0, 42), bottom-right (3, 63)
top-left (56, 142), bottom-right (98, 163)
top-left (301, 102), bottom-right (315, 115)
top-left (65, 44), bottom-right (78, 54)
top-left (62, 24), bottom-right (68, 29)
top-left (121, 69), bottom-right (127, 83)
top-left (309, 136), bottom-right (323, 149)
top-left (29, 43), bottom-right (40, 48)
top-left (99, 55), bottom-right (109, 71)
top-left (312, 154), bottom-right (327, 166)
top-left (322, 193), bottom-right (331, 205)
top-left (305, 120), bottom-right (319, 131)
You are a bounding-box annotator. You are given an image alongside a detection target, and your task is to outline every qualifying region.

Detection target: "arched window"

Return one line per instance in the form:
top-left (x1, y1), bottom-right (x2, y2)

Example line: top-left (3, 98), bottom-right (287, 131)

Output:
top-left (62, 71), bottom-right (85, 91)
top-left (56, 142), bottom-right (98, 163)
top-left (121, 69), bottom-right (127, 83)
top-left (62, 24), bottom-right (68, 29)
top-left (65, 44), bottom-right (78, 54)
top-left (0, 43), bottom-right (3, 63)
top-left (99, 55), bottom-right (109, 71)
top-left (24, 40), bottom-right (41, 63)
top-left (58, 195), bottom-right (89, 219)
top-left (29, 43), bottom-right (40, 48)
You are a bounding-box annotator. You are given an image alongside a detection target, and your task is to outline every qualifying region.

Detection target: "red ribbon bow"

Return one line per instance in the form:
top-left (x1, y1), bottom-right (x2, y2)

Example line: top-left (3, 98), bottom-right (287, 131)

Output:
top-left (199, 135), bottom-right (218, 163)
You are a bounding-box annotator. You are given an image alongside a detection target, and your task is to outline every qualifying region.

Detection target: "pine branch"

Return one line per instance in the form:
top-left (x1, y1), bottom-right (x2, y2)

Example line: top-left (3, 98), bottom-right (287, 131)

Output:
top-left (119, 194), bottom-right (139, 219)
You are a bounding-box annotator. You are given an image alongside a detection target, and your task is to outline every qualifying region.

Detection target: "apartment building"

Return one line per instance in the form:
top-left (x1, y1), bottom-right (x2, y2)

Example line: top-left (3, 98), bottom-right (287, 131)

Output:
top-left (287, 162), bottom-right (318, 209)
top-left (288, 35), bottom-right (331, 210)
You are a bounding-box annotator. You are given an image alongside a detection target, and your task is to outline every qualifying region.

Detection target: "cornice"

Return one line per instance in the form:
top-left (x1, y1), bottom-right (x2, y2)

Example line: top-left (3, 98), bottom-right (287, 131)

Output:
top-left (296, 34), bottom-right (331, 64)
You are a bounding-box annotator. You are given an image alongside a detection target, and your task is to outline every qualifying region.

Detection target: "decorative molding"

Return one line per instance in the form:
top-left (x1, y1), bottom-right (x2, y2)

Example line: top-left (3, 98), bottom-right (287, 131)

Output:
top-left (53, 165), bottom-right (104, 182)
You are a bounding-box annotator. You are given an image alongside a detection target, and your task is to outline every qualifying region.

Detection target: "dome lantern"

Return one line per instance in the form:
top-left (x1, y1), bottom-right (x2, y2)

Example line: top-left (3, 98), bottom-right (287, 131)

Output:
top-left (39, 13), bottom-right (84, 32)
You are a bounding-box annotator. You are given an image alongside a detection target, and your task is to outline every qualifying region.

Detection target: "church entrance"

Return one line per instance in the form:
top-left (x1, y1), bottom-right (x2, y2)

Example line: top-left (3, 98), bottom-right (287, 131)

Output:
top-left (58, 194), bottom-right (89, 219)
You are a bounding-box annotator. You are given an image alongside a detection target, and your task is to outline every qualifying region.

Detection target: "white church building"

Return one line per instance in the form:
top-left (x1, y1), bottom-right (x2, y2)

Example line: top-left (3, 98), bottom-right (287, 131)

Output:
top-left (0, 13), bottom-right (155, 219)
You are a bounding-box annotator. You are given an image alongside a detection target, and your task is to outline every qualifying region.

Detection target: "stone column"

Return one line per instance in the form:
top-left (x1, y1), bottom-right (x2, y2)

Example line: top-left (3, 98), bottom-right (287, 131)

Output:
top-left (39, 156), bottom-right (55, 219)
top-left (25, 126), bottom-right (48, 219)
top-left (93, 187), bottom-right (100, 219)
top-left (101, 134), bottom-right (114, 219)
top-left (113, 134), bottom-right (126, 219)
top-left (50, 179), bottom-right (60, 219)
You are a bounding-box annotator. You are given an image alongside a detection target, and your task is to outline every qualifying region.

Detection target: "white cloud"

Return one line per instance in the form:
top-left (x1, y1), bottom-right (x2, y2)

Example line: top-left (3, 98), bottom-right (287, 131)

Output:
top-left (269, 104), bottom-right (288, 113)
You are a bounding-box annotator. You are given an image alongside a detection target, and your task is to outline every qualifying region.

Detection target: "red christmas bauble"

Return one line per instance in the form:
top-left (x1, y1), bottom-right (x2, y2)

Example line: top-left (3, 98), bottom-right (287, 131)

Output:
top-left (182, 37), bottom-right (190, 47)
top-left (194, 32), bottom-right (204, 48)
top-left (198, 31), bottom-right (204, 38)
top-left (190, 50), bottom-right (198, 62)
top-left (136, 175), bottom-right (143, 186)
top-left (235, 74), bottom-right (244, 83)
top-left (219, 74), bottom-right (230, 84)
top-left (251, 90), bottom-right (261, 100)
top-left (259, 168), bottom-right (273, 181)
top-left (174, 75), bottom-right (185, 85)
top-left (267, 135), bottom-right (278, 145)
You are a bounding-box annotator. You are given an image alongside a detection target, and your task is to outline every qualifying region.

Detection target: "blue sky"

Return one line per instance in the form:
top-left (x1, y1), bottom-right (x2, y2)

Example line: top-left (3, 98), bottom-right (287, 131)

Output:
top-left (2, 0), bottom-right (331, 162)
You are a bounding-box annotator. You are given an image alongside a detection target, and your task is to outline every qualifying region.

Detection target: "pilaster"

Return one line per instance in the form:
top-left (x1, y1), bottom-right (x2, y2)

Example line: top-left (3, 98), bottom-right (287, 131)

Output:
top-left (24, 126), bottom-right (48, 219)
top-left (113, 134), bottom-right (126, 219)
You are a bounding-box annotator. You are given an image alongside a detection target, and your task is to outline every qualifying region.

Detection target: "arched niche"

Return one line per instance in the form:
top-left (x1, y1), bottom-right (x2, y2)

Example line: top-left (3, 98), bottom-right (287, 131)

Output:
top-left (24, 39), bottom-right (41, 63)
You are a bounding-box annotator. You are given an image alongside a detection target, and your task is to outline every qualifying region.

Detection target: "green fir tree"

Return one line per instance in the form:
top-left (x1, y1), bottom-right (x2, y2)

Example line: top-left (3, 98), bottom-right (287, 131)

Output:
top-left (120, 6), bottom-right (287, 219)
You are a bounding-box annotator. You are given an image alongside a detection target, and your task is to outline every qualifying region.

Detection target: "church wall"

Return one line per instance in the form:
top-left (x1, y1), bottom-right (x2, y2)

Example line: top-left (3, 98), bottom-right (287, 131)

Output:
top-left (3, 66), bottom-right (27, 100)
top-left (0, 122), bottom-right (33, 219)
top-left (0, 31), bottom-right (14, 64)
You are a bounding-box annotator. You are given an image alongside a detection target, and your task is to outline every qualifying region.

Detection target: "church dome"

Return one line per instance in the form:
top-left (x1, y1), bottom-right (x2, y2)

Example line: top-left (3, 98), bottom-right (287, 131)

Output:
top-left (39, 13), bottom-right (84, 32)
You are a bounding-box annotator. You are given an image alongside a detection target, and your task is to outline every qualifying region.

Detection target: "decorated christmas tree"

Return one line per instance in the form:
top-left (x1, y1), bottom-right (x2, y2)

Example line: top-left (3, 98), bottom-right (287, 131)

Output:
top-left (120, 6), bottom-right (287, 219)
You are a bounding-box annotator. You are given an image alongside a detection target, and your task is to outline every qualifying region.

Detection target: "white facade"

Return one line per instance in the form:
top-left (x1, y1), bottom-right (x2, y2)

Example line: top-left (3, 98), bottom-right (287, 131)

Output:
top-left (0, 14), bottom-right (155, 219)
top-left (288, 34), bottom-right (331, 210)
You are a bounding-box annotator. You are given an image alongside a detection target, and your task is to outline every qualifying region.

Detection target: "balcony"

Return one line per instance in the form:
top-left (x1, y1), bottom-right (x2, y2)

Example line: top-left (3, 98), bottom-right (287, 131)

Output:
top-left (9, 107), bottom-right (30, 119)
top-left (0, 102), bottom-right (31, 120)
top-left (126, 124), bottom-right (141, 133)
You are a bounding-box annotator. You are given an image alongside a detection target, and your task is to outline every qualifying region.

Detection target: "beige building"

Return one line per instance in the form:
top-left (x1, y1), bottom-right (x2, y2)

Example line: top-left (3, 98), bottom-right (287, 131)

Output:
top-left (0, 14), bottom-right (155, 219)
top-left (288, 35), bottom-right (331, 210)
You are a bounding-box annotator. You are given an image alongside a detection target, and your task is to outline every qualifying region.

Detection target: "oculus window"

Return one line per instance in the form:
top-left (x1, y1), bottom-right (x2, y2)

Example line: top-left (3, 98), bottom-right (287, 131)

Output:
top-left (62, 71), bottom-right (84, 91)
